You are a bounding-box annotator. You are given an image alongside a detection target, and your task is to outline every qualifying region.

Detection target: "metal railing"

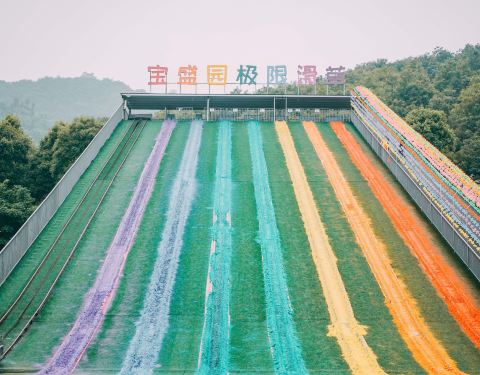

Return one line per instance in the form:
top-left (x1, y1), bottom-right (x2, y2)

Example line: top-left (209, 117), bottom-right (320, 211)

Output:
top-left (153, 107), bottom-right (351, 122)
top-left (351, 110), bottom-right (480, 282)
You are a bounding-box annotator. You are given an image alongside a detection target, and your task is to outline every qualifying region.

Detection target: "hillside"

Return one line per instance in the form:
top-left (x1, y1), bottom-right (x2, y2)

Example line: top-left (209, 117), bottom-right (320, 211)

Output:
top-left (0, 73), bottom-right (134, 141)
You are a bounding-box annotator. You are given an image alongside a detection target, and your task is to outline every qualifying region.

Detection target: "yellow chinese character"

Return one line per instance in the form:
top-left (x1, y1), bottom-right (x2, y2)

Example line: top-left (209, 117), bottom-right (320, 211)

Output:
top-left (207, 65), bottom-right (228, 85)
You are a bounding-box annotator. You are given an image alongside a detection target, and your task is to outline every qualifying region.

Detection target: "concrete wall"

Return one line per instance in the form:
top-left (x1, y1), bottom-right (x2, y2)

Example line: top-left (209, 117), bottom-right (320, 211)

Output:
top-left (351, 111), bottom-right (480, 282)
top-left (0, 105), bottom-right (124, 287)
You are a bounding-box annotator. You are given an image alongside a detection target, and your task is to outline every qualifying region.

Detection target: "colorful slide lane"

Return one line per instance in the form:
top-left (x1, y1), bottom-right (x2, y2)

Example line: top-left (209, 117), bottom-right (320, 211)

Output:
top-left (248, 121), bottom-right (306, 373)
top-left (304, 121), bottom-right (464, 374)
top-left (275, 120), bottom-right (385, 375)
top-left (228, 123), bottom-right (274, 372)
top-left (40, 119), bottom-right (176, 374)
top-left (331, 121), bottom-right (480, 350)
top-left (120, 120), bottom-right (203, 374)
top-left (197, 121), bottom-right (233, 374)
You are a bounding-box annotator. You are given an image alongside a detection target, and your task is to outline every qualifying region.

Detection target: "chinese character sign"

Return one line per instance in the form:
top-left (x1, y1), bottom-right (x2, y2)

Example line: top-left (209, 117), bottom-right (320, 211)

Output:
top-left (325, 66), bottom-right (346, 85)
top-left (267, 65), bottom-right (287, 84)
top-left (207, 65), bottom-right (228, 85)
top-left (148, 65), bottom-right (168, 85)
top-left (147, 64), bottom-right (346, 90)
top-left (178, 65), bottom-right (197, 85)
top-left (236, 65), bottom-right (258, 85)
top-left (297, 65), bottom-right (317, 85)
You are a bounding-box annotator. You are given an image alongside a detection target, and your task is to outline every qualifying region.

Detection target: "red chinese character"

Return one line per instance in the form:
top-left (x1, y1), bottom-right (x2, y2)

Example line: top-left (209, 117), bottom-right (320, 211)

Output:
top-left (148, 65), bottom-right (168, 85)
top-left (178, 65), bottom-right (198, 85)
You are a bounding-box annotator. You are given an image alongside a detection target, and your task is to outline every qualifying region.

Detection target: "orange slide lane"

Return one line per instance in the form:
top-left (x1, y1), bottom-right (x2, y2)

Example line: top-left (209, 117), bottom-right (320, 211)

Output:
top-left (275, 121), bottom-right (386, 375)
top-left (331, 121), bottom-right (480, 349)
top-left (304, 121), bottom-right (464, 374)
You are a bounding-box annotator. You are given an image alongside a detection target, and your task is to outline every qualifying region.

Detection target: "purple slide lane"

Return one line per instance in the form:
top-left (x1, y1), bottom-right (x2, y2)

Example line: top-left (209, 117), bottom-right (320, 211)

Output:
top-left (39, 119), bottom-right (176, 374)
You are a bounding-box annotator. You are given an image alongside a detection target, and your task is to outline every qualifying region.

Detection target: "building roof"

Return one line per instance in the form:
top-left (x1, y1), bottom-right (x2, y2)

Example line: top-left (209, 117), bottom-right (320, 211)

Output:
top-left (121, 93), bottom-right (351, 111)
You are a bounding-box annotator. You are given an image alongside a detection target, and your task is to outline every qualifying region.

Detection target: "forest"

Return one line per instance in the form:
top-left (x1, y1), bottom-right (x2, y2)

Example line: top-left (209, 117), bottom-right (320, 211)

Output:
top-left (0, 44), bottom-right (479, 248)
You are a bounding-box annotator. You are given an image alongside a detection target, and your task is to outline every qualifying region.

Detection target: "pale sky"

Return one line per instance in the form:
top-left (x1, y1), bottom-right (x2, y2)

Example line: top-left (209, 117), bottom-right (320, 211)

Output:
top-left (1, 0), bottom-right (479, 90)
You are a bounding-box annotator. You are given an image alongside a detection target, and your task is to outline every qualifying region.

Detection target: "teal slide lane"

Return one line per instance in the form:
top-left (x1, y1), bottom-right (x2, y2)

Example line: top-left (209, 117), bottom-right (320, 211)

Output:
top-left (197, 121), bottom-right (233, 374)
top-left (248, 121), bottom-right (307, 374)
top-left (226, 122), bottom-right (273, 372)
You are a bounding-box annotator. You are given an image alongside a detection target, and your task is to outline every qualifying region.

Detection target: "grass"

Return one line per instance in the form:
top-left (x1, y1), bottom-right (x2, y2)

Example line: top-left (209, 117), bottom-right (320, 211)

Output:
top-left (4, 120), bottom-right (479, 373)
top-left (289, 121), bottom-right (423, 373)
top-left (229, 122), bottom-right (273, 373)
top-left (0, 120), bottom-right (131, 313)
top-left (334, 122), bottom-right (480, 373)
top-left (0, 120), bottom-right (160, 369)
top-left (261, 122), bottom-right (350, 373)
top-left (155, 121), bottom-right (217, 372)
top-left (78, 121), bottom-right (191, 371)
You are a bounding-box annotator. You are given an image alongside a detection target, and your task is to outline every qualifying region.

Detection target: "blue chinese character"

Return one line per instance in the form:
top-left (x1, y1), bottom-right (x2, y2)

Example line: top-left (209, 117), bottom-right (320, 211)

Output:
top-left (267, 65), bottom-right (287, 84)
top-left (236, 65), bottom-right (258, 85)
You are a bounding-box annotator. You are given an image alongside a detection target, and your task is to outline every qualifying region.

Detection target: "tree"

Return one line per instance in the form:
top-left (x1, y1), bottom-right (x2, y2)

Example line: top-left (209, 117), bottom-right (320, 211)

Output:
top-left (450, 75), bottom-right (480, 140)
top-left (29, 122), bottom-right (66, 201)
top-left (406, 108), bottom-right (456, 153)
top-left (50, 117), bottom-right (103, 181)
top-left (0, 180), bottom-right (35, 247)
top-left (0, 115), bottom-right (35, 187)
top-left (455, 134), bottom-right (480, 181)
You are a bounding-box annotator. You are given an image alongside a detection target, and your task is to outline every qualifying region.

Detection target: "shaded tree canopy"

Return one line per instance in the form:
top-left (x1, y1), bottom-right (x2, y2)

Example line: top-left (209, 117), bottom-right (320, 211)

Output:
top-left (455, 134), bottom-right (480, 181)
top-left (405, 108), bottom-right (455, 154)
top-left (450, 75), bottom-right (480, 140)
top-left (50, 117), bottom-right (103, 181)
top-left (0, 180), bottom-right (35, 247)
top-left (0, 114), bottom-right (35, 187)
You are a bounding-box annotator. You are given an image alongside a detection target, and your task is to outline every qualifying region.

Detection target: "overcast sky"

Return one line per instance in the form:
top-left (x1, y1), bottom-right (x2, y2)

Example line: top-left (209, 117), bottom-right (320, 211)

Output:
top-left (1, 0), bottom-right (479, 90)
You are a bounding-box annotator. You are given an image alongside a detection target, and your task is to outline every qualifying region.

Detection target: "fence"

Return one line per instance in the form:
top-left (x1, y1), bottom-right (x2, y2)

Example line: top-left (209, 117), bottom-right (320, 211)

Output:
top-left (0, 105), bottom-right (124, 286)
top-left (153, 107), bottom-right (351, 122)
top-left (351, 111), bottom-right (480, 282)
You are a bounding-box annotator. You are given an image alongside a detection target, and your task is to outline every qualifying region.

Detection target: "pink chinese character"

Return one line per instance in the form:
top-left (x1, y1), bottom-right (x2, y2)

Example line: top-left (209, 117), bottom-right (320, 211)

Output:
top-left (325, 66), bottom-right (346, 85)
top-left (297, 65), bottom-right (317, 85)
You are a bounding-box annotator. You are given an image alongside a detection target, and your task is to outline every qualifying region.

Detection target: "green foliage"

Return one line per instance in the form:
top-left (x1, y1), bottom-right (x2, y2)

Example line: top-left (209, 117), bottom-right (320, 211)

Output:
top-left (0, 115), bottom-right (35, 187)
top-left (50, 117), bottom-right (103, 181)
top-left (29, 122), bottom-right (66, 200)
top-left (406, 108), bottom-right (455, 153)
top-left (455, 134), bottom-right (480, 181)
top-left (450, 75), bottom-right (480, 140)
top-left (0, 180), bottom-right (35, 247)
